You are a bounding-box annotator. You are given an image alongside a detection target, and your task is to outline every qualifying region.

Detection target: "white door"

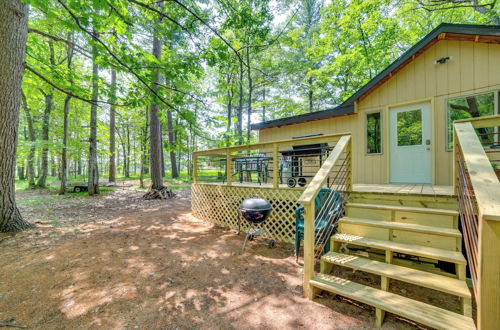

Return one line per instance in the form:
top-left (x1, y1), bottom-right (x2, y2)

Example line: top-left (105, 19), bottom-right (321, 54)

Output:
top-left (389, 102), bottom-right (432, 184)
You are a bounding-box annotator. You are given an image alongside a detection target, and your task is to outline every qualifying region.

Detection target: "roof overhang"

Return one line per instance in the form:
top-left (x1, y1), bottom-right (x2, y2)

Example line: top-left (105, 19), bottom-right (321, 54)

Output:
top-left (251, 104), bottom-right (354, 130)
top-left (251, 23), bottom-right (500, 131)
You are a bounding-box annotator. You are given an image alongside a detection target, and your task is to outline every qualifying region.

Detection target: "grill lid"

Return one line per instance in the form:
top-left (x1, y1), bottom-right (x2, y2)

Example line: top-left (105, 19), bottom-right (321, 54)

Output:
top-left (240, 197), bottom-right (272, 211)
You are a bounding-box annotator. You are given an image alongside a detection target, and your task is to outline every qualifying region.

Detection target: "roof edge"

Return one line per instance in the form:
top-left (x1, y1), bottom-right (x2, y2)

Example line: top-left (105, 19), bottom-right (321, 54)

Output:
top-left (251, 104), bottom-right (354, 130)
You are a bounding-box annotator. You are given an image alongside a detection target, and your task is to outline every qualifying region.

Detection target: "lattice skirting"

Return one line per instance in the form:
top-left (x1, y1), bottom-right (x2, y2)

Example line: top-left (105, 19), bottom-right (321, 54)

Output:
top-left (191, 184), bottom-right (304, 243)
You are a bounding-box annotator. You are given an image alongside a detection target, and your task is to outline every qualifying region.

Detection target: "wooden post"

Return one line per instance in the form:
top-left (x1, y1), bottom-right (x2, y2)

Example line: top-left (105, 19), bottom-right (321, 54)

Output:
top-left (303, 201), bottom-right (315, 299)
top-left (477, 217), bottom-right (500, 329)
top-left (273, 143), bottom-right (279, 188)
top-left (226, 149), bottom-right (233, 186)
top-left (193, 153), bottom-right (198, 184)
top-left (347, 138), bottom-right (353, 191)
top-left (452, 128), bottom-right (458, 195)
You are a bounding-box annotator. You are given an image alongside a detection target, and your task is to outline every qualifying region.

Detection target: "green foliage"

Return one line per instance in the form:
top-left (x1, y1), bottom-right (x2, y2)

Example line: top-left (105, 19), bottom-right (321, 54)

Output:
top-left (14, 0), bottom-right (498, 184)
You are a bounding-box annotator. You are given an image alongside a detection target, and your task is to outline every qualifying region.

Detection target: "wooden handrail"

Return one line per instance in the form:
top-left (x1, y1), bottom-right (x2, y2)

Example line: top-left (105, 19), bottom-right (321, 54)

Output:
top-left (454, 120), bottom-right (500, 330)
top-left (299, 134), bottom-right (352, 300)
top-left (455, 122), bottom-right (500, 221)
top-left (455, 114), bottom-right (500, 129)
top-left (298, 135), bottom-right (352, 205)
top-left (194, 132), bottom-right (351, 156)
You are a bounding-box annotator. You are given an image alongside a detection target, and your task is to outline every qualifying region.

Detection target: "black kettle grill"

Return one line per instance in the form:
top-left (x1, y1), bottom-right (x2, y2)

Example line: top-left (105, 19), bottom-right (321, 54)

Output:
top-left (239, 197), bottom-right (275, 251)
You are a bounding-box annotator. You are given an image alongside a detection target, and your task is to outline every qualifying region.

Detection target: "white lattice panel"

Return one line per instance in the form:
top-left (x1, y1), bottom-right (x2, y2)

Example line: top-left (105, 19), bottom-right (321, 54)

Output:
top-left (191, 184), bottom-right (304, 243)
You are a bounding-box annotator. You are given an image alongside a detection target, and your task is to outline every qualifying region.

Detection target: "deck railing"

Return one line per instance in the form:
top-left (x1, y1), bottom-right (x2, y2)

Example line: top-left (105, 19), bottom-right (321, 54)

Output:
top-left (193, 132), bottom-right (350, 188)
top-left (453, 115), bottom-right (500, 330)
top-left (297, 134), bottom-right (352, 299)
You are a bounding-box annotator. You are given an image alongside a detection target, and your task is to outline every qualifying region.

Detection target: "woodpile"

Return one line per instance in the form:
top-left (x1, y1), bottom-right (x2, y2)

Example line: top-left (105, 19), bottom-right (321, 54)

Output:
top-left (142, 186), bottom-right (176, 200)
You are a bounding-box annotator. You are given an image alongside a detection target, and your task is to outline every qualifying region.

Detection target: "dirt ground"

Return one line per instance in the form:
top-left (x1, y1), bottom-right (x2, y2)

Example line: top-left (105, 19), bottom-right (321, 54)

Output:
top-left (0, 185), bottom-right (460, 329)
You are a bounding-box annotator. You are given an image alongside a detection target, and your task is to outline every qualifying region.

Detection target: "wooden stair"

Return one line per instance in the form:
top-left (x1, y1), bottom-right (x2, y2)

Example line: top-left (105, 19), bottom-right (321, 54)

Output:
top-left (346, 203), bottom-right (459, 216)
top-left (331, 233), bottom-right (466, 264)
top-left (340, 217), bottom-right (462, 238)
top-left (321, 251), bottom-right (471, 298)
top-left (310, 274), bottom-right (475, 330)
top-left (308, 195), bottom-right (475, 329)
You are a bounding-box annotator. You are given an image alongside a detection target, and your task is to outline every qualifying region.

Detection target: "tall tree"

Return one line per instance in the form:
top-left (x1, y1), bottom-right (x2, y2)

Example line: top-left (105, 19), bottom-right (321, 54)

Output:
top-left (59, 32), bottom-right (74, 195)
top-left (21, 92), bottom-right (37, 188)
top-left (88, 29), bottom-right (100, 195)
top-left (167, 110), bottom-right (178, 178)
top-left (0, 0), bottom-right (33, 232)
top-left (109, 67), bottom-right (117, 183)
top-left (36, 40), bottom-right (55, 188)
top-left (149, 4), bottom-right (165, 191)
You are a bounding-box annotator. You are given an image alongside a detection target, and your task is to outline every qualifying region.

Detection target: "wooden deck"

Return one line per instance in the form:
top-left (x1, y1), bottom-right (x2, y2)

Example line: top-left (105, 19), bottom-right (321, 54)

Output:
top-left (197, 182), bottom-right (454, 196)
top-left (352, 184), bottom-right (454, 196)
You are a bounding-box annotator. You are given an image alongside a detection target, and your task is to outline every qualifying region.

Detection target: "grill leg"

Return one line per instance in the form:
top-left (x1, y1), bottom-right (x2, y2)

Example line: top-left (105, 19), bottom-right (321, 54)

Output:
top-left (241, 225), bottom-right (254, 252)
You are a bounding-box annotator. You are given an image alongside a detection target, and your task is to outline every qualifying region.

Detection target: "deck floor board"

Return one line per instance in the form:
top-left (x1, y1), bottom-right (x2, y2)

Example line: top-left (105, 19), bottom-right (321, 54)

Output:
top-left (196, 182), bottom-right (455, 196)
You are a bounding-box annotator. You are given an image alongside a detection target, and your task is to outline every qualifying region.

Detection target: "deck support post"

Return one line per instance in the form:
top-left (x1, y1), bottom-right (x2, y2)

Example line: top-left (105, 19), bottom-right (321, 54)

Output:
top-left (193, 153), bottom-right (198, 184)
top-left (375, 308), bottom-right (385, 328)
top-left (272, 143), bottom-right (279, 188)
top-left (347, 138), bottom-right (353, 191)
top-left (303, 201), bottom-right (315, 299)
top-left (226, 149), bottom-right (233, 186)
top-left (376, 250), bottom-right (392, 327)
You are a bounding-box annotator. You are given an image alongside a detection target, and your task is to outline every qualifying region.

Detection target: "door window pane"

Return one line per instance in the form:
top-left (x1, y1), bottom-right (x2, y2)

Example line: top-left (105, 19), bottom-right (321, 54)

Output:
top-left (447, 92), bottom-right (496, 150)
top-left (397, 109), bottom-right (422, 146)
top-left (367, 112), bottom-right (381, 154)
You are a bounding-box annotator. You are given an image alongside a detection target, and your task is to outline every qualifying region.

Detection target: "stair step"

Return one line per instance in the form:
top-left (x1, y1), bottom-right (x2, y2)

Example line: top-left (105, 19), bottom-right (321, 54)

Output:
top-left (340, 217), bottom-right (462, 238)
top-left (310, 274), bottom-right (475, 330)
top-left (332, 233), bottom-right (466, 264)
top-left (321, 252), bottom-right (471, 298)
top-left (346, 203), bottom-right (459, 216)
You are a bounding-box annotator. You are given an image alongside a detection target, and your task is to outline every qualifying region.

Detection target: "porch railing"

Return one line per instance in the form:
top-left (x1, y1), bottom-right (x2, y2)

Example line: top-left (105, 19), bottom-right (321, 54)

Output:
top-left (453, 115), bottom-right (500, 330)
top-left (193, 132), bottom-right (350, 188)
top-left (297, 134), bottom-right (352, 299)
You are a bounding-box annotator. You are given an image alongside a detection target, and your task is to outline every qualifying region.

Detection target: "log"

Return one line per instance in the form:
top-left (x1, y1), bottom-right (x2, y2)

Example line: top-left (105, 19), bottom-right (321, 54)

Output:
top-left (142, 186), bottom-right (176, 200)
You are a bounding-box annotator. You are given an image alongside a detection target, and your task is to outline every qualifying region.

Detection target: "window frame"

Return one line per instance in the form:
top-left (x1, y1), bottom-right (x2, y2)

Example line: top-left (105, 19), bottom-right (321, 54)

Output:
top-left (445, 90), bottom-right (499, 152)
top-left (365, 110), bottom-right (383, 155)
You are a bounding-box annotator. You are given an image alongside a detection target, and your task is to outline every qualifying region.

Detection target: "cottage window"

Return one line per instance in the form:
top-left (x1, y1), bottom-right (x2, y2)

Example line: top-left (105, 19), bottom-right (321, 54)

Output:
top-left (447, 91), bottom-right (498, 150)
top-left (366, 112), bottom-right (381, 154)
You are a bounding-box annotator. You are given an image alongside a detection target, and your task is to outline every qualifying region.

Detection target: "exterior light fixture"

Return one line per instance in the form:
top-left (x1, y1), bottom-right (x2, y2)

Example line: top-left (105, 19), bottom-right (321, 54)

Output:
top-left (436, 56), bottom-right (450, 64)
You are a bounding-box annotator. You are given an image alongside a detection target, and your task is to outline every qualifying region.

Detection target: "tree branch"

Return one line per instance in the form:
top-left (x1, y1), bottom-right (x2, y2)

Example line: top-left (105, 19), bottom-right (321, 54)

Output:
top-left (170, 0), bottom-right (249, 68)
top-left (25, 65), bottom-right (130, 107)
top-left (28, 27), bottom-right (92, 58)
top-left (55, 0), bottom-right (190, 116)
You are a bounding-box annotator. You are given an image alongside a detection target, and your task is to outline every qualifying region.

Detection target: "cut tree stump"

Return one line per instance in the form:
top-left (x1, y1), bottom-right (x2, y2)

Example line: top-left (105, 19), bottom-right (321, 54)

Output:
top-left (142, 186), bottom-right (176, 200)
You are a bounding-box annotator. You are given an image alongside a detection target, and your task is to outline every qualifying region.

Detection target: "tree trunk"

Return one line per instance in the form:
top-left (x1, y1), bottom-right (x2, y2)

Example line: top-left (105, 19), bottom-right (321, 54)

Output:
top-left (149, 8), bottom-right (164, 190)
top-left (263, 88), bottom-right (268, 123)
top-left (37, 92), bottom-right (53, 187)
top-left (36, 40), bottom-right (55, 188)
top-left (109, 67), bottom-right (117, 183)
top-left (226, 73), bottom-right (233, 147)
top-left (167, 110), bottom-right (178, 178)
top-left (308, 76), bottom-right (313, 112)
top-left (21, 92), bottom-right (36, 188)
top-left (88, 30), bottom-right (100, 195)
top-left (59, 93), bottom-right (72, 194)
top-left (160, 122), bottom-right (165, 178)
top-left (246, 46), bottom-right (252, 144)
top-left (126, 124), bottom-right (130, 177)
top-left (0, 0), bottom-right (33, 232)
top-left (17, 165), bottom-right (25, 180)
top-left (50, 155), bottom-right (56, 177)
top-left (237, 60), bottom-right (244, 145)
top-left (140, 107), bottom-right (149, 189)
